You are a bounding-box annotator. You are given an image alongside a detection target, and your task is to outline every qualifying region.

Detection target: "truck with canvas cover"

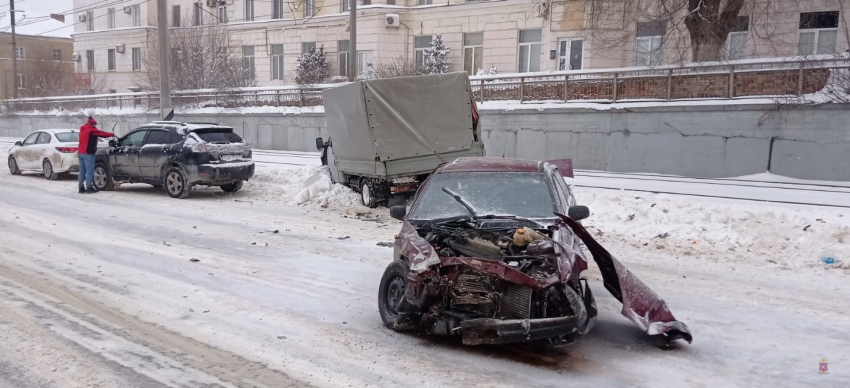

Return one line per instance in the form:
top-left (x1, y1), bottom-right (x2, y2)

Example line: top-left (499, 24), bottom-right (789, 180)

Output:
top-left (316, 72), bottom-right (485, 208)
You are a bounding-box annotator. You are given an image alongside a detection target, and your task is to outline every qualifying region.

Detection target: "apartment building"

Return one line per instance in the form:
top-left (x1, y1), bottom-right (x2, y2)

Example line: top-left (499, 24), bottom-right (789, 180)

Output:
top-left (72, 0), bottom-right (849, 92)
top-left (0, 33), bottom-right (75, 100)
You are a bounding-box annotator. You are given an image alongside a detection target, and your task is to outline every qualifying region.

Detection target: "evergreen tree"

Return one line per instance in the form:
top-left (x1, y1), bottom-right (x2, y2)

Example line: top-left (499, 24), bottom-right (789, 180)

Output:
top-left (424, 34), bottom-right (452, 74)
top-left (295, 45), bottom-right (330, 85)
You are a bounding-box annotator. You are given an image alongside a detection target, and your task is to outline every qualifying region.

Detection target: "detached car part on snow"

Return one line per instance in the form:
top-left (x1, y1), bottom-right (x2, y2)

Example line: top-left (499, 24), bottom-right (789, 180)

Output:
top-left (378, 157), bottom-right (692, 346)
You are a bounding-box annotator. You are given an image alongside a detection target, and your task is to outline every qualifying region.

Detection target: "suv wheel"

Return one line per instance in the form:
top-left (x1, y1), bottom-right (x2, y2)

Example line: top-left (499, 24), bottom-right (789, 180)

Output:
top-left (220, 181), bottom-right (243, 193)
top-left (164, 167), bottom-right (190, 199)
top-left (8, 156), bottom-right (21, 175)
top-left (43, 159), bottom-right (58, 180)
top-left (93, 164), bottom-right (115, 191)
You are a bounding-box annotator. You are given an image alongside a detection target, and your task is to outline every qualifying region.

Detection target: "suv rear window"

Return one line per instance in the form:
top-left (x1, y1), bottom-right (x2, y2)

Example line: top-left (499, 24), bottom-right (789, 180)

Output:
top-left (55, 133), bottom-right (80, 143)
top-left (193, 129), bottom-right (243, 144)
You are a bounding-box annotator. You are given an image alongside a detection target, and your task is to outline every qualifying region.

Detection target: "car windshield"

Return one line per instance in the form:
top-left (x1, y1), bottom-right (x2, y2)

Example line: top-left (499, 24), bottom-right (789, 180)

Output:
top-left (409, 172), bottom-right (556, 221)
top-left (54, 132), bottom-right (79, 143)
top-left (193, 129), bottom-right (243, 144)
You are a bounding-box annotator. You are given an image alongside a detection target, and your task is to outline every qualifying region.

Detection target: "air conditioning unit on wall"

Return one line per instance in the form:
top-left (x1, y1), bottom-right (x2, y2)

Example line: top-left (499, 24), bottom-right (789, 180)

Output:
top-left (123, 6), bottom-right (133, 13)
top-left (206, 0), bottom-right (218, 7)
top-left (116, 44), bottom-right (125, 53)
top-left (385, 14), bottom-right (400, 28)
top-left (72, 52), bottom-right (81, 62)
top-left (78, 14), bottom-right (87, 22)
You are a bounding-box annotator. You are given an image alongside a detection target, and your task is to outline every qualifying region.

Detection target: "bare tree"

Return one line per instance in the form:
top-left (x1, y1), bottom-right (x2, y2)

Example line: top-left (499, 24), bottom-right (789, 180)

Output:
top-left (18, 59), bottom-right (75, 98)
top-left (371, 57), bottom-right (427, 79)
top-left (135, 22), bottom-right (256, 91)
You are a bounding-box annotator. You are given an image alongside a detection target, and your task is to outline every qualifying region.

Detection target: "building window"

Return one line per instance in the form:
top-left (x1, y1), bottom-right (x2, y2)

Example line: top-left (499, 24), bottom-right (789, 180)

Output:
top-left (244, 0), bottom-right (254, 21)
top-left (557, 39), bottom-right (583, 70)
top-left (243, 46), bottom-right (255, 78)
top-left (274, 0), bottom-right (285, 18)
top-left (86, 10), bottom-right (94, 31)
top-left (108, 49), bottom-right (116, 71)
top-left (635, 21), bottom-right (665, 67)
top-left (218, 4), bottom-right (228, 24)
top-left (723, 16), bottom-right (749, 61)
top-left (414, 36), bottom-right (430, 68)
top-left (463, 33), bottom-right (483, 75)
top-left (302, 42), bottom-right (316, 54)
top-left (172, 5), bottom-right (181, 27)
top-left (271, 44), bottom-right (284, 80)
top-left (132, 4), bottom-right (141, 27)
top-left (518, 29), bottom-right (541, 73)
top-left (339, 40), bottom-right (350, 77)
top-left (418, 0), bottom-right (433, 5)
top-left (53, 49), bottom-right (62, 61)
top-left (132, 48), bottom-right (141, 71)
top-left (342, 0), bottom-right (349, 13)
top-left (193, 2), bottom-right (203, 25)
top-left (86, 50), bottom-right (95, 72)
top-left (799, 11), bottom-right (839, 55)
top-left (15, 47), bottom-right (24, 59)
top-left (358, 51), bottom-right (374, 77)
top-left (17, 74), bottom-right (25, 90)
top-left (108, 8), bottom-right (115, 29)
top-left (305, 0), bottom-right (316, 17)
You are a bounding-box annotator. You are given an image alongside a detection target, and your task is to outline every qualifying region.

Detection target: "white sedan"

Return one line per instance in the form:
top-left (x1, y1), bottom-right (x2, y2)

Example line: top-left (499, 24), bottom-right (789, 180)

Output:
top-left (7, 129), bottom-right (101, 180)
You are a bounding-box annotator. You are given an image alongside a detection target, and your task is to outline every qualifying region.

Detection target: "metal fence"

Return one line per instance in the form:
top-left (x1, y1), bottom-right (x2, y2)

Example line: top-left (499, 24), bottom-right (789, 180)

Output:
top-left (3, 58), bottom-right (846, 113)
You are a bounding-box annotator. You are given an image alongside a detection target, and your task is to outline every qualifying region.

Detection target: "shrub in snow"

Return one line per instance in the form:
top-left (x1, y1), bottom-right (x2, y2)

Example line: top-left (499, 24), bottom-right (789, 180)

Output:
top-left (424, 34), bottom-right (452, 74)
top-left (296, 45), bottom-right (330, 85)
top-left (476, 65), bottom-right (498, 76)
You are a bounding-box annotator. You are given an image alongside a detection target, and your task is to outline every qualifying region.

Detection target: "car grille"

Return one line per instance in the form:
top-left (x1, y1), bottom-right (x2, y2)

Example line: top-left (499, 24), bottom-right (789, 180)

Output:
top-left (450, 272), bottom-right (533, 319)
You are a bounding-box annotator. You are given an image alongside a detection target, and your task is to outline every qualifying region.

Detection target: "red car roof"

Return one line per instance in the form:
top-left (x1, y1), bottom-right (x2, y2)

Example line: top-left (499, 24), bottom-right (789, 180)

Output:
top-left (438, 157), bottom-right (545, 173)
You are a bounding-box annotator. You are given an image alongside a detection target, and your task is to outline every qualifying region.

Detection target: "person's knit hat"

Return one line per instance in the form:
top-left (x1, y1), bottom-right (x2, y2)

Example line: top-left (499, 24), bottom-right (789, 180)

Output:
top-left (87, 116), bottom-right (97, 126)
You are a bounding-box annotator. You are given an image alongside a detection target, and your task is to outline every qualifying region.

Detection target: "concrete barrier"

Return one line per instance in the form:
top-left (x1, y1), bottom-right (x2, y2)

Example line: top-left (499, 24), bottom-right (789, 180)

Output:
top-left (1, 103), bottom-right (848, 181)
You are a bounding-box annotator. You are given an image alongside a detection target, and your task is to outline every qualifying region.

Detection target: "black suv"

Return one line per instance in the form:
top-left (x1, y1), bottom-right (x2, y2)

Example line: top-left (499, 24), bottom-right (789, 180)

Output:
top-left (93, 121), bottom-right (255, 198)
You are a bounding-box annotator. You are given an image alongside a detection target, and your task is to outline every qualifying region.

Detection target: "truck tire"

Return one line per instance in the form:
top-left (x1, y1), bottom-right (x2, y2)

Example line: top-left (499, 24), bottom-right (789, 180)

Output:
top-left (361, 179), bottom-right (378, 208)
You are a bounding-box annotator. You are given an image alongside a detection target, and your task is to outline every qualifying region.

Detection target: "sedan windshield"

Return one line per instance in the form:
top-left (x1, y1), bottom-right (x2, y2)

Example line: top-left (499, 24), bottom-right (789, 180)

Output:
top-left (409, 172), bottom-right (555, 221)
top-left (55, 132), bottom-right (79, 143)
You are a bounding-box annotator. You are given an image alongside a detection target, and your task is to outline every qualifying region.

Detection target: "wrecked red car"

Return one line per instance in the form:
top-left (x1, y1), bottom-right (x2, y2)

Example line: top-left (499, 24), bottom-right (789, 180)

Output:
top-left (379, 157), bottom-right (692, 346)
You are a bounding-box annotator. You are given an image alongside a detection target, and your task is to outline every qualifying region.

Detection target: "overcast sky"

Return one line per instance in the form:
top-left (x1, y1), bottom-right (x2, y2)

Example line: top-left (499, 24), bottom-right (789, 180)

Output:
top-left (0, 0), bottom-right (75, 38)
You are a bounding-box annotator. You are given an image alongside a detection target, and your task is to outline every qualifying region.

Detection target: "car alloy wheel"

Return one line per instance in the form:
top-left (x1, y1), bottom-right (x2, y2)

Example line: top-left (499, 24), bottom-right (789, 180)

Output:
top-left (43, 159), bottom-right (57, 180)
top-left (8, 156), bottom-right (20, 175)
top-left (164, 167), bottom-right (190, 199)
top-left (93, 164), bottom-right (114, 191)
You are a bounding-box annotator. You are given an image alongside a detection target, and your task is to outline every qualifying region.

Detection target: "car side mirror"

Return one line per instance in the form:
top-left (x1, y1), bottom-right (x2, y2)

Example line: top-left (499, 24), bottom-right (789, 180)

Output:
top-left (315, 137), bottom-right (325, 151)
top-left (108, 140), bottom-right (117, 147)
top-left (14, 141), bottom-right (22, 146)
top-left (568, 205), bottom-right (590, 221)
top-left (390, 206), bottom-right (407, 221)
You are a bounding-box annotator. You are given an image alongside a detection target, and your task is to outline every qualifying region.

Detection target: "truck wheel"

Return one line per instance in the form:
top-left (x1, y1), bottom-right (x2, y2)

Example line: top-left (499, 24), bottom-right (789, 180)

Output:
top-left (378, 260), bottom-right (410, 329)
top-left (361, 179), bottom-right (379, 208)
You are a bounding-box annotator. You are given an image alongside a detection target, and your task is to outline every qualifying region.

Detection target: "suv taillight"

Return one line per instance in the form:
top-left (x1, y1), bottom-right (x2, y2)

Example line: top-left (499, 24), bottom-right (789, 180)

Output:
top-left (191, 142), bottom-right (214, 153)
top-left (56, 147), bottom-right (77, 153)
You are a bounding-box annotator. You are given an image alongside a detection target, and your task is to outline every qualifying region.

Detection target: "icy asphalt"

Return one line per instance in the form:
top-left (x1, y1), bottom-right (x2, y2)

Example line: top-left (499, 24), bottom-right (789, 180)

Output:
top-left (0, 155), bottom-right (848, 387)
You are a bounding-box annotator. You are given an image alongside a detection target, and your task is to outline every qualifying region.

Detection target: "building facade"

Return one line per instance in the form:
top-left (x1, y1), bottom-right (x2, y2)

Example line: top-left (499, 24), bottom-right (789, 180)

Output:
top-left (0, 33), bottom-right (75, 100)
top-left (72, 0), bottom-right (850, 92)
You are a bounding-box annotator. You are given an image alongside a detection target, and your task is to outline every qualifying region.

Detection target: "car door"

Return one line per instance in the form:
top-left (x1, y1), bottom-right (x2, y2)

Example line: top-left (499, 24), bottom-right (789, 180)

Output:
top-left (16, 132), bottom-right (41, 169)
top-left (138, 129), bottom-right (173, 180)
top-left (34, 132), bottom-right (53, 169)
top-left (110, 130), bottom-right (148, 179)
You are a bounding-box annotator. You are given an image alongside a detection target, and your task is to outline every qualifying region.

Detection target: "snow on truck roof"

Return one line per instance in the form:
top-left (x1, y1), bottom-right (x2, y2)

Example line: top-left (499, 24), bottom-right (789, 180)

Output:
top-left (439, 157), bottom-right (545, 173)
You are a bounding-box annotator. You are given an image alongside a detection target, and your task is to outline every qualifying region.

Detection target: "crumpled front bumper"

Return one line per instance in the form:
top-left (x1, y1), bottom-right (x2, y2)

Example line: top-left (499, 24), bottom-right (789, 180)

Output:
top-left (461, 315), bottom-right (580, 345)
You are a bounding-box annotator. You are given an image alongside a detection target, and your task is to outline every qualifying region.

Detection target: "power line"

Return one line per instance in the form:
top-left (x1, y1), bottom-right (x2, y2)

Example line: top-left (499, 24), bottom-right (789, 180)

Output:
top-left (35, 0), bottom-right (151, 37)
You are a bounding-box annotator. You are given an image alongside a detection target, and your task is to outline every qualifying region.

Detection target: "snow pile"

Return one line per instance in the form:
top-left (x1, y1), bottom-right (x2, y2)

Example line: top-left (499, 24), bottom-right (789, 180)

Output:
top-left (576, 187), bottom-right (850, 270)
top-left (245, 165), bottom-right (362, 210)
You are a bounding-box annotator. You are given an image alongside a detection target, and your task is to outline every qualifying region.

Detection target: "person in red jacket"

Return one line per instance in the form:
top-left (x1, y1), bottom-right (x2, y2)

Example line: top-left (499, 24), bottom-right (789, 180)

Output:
top-left (77, 116), bottom-right (114, 194)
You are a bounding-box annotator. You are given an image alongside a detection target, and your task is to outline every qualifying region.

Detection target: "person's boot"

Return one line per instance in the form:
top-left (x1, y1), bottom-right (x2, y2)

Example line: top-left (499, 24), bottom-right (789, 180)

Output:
top-left (79, 186), bottom-right (86, 194)
top-left (86, 186), bottom-right (97, 194)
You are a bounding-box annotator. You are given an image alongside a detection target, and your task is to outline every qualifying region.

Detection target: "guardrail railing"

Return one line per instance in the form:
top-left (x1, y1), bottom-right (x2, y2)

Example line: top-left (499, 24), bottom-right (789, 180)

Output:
top-left (3, 58), bottom-right (845, 113)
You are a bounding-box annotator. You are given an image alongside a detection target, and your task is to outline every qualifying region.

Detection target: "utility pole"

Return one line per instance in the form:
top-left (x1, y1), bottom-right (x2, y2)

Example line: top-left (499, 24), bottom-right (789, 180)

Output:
top-left (157, 0), bottom-right (172, 119)
top-left (10, 0), bottom-right (18, 99)
top-left (348, 0), bottom-right (356, 81)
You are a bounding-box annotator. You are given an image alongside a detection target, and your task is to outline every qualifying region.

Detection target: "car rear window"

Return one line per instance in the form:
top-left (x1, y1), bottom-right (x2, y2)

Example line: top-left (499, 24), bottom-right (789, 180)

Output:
top-left (193, 129), bottom-right (243, 144)
top-left (55, 133), bottom-right (79, 143)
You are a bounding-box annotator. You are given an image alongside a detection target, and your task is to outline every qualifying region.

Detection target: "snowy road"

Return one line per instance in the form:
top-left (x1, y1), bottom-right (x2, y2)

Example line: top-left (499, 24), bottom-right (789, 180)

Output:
top-left (2, 144), bottom-right (850, 387)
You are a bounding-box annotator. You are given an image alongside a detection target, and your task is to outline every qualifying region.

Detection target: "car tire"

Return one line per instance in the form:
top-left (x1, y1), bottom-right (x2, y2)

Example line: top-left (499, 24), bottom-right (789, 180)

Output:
top-left (93, 163), bottom-right (115, 191)
top-left (164, 167), bottom-right (190, 199)
top-left (220, 181), bottom-right (243, 193)
top-left (361, 179), bottom-right (379, 208)
top-left (43, 159), bottom-right (58, 180)
top-left (378, 260), bottom-right (410, 330)
top-left (8, 156), bottom-right (21, 175)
